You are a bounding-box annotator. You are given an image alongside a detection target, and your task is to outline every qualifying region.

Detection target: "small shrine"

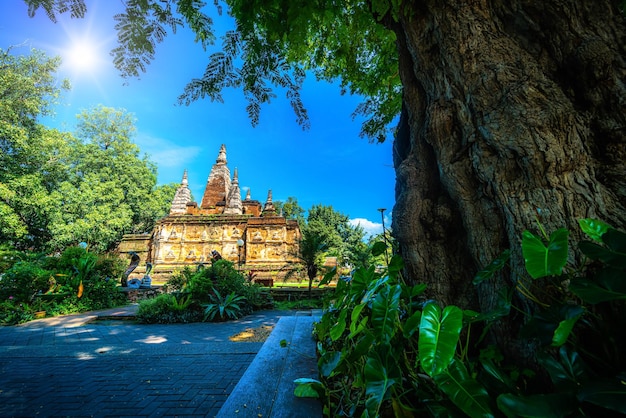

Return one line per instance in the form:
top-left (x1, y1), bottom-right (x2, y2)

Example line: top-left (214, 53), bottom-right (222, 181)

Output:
top-left (117, 144), bottom-right (301, 284)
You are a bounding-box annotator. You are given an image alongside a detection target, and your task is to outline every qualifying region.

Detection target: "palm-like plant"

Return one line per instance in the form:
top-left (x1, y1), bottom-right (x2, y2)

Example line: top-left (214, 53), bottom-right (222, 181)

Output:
top-left (202, 289), bottom-right (246, 321)
top-left (293, 228), bottom-right (329, 299)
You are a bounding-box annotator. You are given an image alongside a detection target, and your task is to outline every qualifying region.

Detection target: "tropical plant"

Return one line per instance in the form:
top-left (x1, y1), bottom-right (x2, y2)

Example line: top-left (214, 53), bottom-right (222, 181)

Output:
top-left (202, 289), bottom-right (246, 322)
top-left (284, 227), bottom-right (329, 299)
top-left (297, 220), bottom-right (626, 417)
top-left (136, 293), bottom-right (202, 324)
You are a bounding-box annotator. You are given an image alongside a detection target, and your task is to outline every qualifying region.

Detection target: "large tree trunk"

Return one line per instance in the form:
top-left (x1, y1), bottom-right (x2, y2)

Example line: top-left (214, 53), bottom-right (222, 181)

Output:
top-left (390, 0), bottom-right (626, 320)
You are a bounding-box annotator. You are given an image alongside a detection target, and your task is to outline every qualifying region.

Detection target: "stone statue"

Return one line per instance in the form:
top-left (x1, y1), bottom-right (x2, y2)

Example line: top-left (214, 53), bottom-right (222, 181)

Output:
top-left (121, 252), bottom-right (140, 287)
top-left (140, 263), bottom-right (153, 289)
top-left (211, 250), bottom-right (222, 262)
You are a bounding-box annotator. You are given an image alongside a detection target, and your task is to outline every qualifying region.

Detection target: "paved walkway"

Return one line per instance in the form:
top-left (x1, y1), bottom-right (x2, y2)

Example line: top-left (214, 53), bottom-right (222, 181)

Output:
top-left (0, 306), bottom-right (296, 417)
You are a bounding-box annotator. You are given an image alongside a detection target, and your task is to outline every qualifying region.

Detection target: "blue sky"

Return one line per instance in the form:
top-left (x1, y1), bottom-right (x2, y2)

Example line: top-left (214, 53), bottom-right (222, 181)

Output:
top-left (1, 0), bottom-right (395, 236)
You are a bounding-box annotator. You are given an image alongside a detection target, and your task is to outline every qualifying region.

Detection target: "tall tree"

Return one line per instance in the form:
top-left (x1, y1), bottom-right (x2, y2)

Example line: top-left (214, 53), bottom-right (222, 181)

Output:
top-left (0, 47), bottom-right (71, 249)
top-left (49, 105), bottom-right (174, 251)
top-left (26, 0), bottom-right (626, 353)
top-left (306, 204), bottom-right (366, 266)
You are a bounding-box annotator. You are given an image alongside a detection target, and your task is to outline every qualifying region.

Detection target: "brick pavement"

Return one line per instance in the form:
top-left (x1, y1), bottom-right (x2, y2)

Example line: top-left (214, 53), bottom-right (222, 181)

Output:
top-left (0, 309), bottom-right (288, 417)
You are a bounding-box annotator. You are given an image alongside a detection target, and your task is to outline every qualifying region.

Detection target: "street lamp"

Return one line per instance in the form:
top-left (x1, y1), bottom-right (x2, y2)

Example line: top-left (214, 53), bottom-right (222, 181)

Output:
top-left (237, 239), bottom-right (244, 271)
top-left (377, 208), bottom-right (389, 265)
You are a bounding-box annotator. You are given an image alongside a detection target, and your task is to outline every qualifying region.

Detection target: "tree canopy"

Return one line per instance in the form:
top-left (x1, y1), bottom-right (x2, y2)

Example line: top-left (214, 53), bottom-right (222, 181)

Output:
top-left (23, 0), bottom-right (401, 142)
top-left (0, 48), bottom-right (176, 251)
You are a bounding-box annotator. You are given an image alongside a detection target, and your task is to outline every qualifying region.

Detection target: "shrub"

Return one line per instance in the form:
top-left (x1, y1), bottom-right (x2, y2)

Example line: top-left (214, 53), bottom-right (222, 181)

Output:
top-left (0, 298), bottom-right (34, 325)
top-left (136, 293), bottom-right (202, 324)
top-left (203, 290), bottom-right (246, 321)
top-left (0, 261), bottom-right (52, 303)
top-left (186, 259), bottom-right (263, 315)
top-left (162, 267), bottom-right (194, 292)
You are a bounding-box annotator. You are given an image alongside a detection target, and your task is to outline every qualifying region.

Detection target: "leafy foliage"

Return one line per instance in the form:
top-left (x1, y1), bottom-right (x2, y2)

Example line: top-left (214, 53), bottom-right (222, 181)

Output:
top-left (202, 289), bottom-right (246, 321)
top-left (23, 0), bottom-right (401, 141)
top-left (1, 48), bottom-right (176, 251)
top-left (300, 220), bottom-right (626, 417)
top-left (0, 246), bottom-right (127, 324)
top-left (136, 293), bottom-right (202, 324)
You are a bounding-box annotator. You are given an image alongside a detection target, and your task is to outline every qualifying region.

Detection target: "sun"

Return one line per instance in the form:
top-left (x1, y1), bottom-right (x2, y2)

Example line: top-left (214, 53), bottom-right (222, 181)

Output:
top-left (63, 38), bottom-right (102, 74)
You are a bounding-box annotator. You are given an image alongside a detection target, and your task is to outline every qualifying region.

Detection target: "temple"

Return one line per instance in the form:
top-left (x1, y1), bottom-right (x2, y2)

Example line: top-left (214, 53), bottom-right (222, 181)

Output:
top-left (117, 144), bottom-right (301, 284)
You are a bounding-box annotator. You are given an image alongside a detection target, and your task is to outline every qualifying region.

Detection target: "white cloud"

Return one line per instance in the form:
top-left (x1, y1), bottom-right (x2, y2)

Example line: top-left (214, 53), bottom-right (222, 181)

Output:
top-left (135, 133), bottom-right (202, 169)
top-left (349, 218), bottom-right (383, 237)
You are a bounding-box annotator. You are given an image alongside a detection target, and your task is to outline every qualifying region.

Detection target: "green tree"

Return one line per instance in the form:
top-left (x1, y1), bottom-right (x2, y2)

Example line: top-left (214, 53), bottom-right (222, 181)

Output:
top-left (294, 226), bottom-right (328, 298)
top-left (48, 106), bottom-right (172, 251)
top-left (0, 47), bottom-right (71, 249)
top-left (274, 196), bottom-right (305, 222)
top-left (306, 204), bottom-right (365, 267)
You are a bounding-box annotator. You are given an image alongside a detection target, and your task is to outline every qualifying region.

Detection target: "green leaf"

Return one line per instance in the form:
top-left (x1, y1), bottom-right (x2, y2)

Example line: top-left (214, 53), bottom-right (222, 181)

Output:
top-left (579, 242), bottom-right (626, 269)
top-left (388, 254), bottom-right (404, 274)
top-left (318, 350), bottom-right (342, 378)
top-left (419, 302), bottom-right (463, 377)
top-left (473, 249), bottom-right (511, 285)
top-left (330, 309), bottom-right (347, 341)
top-left (537, 346), bottom-right (586, 392)
top-left (402, 310), bottom-right (421, 339)
top-left (569, 279), bottom-right (626, 303)
top-left (603, 228), bottom-right (626, 253)
top-left (578, 218), bottom-right (611, 242)
top-left (551, 312), bottom-right (582, 347)
top-left (371, 284), bottom-right (401, 342)
top-left (433, 359), bottom-right (494, 418)
top-left (294, 378), bottom-right (324, 398)
top-left (349, 302), bottom-right (366, 335)
top-left (497, 393), bottom-right (577, 417)
top-left (371, 241), bottom-right (387, 256)
top-left (319, 267), bottom-right (336, 286)
top-left (364, 351), bottom-right (400, 417)
top-left (522, 229), bottom-right (569, 279)
top-left (578, 378), bottom-right (626, 414)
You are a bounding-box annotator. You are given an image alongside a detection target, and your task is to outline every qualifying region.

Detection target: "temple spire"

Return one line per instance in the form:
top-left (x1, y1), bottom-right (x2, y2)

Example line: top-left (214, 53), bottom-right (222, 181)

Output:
top-left (262, 189), bottom-right (277, 216)
top-left (224, 167), bottom-right (243, 214)
top-left (169, 170), bottom-right (192, 215)
top-left (200, 145), bottom-right (231, 209)
top-left (216, 144), bottom-right (227, 164)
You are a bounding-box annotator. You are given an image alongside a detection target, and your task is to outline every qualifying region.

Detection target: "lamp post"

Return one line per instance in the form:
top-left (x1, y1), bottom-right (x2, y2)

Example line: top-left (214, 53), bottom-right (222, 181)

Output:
top-left (237, 239), bottom-right (244, 272)
top-left (377, 208), bottom-right (389, 265)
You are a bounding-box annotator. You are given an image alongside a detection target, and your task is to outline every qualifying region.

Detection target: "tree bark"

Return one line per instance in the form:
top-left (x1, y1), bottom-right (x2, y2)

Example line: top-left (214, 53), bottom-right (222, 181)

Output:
top-left (390, 0), bottom-right (626, 316)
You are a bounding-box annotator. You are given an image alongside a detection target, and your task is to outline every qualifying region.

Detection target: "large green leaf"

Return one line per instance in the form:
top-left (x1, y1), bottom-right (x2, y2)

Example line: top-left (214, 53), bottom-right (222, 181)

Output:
top-left (497, 393), bottom-right (577, 417)
top-left (318, 350), bottom-right (342, 378)
top-left (294, 378), bottom-right (324, 398)
top-left (434, 359), bottom-right (494, 418)
top-left (551, 312), bottom-right (582, 347)
top-left (578, 218), bottom-right (611, 242)
top-left (371, 284), bottom-right (401, 342)
top-left (537, 346), bottom-right (586, 392)
top-left (579, 232), bottom-right (626, 268)
top-left (402, 310), bottom-right (422, 339)
top-left (522, 228), bottom-right (569, 279)
top-left (419, 302), bottom-right (463, 377)
top-left (473, 249), bottom-right (511, 285)
top-left (330, 308), bottom-right (347, 341)
top-left (388, 254), bottom-right (404, 275)
top-left (578, 378), bottom-right (626, 414)
top-left (371, 241), bottom-right (388, 256)
top-left (364, 350), bottom-right (400, 417)
top-left (569, 278), bottom-right (626, 303)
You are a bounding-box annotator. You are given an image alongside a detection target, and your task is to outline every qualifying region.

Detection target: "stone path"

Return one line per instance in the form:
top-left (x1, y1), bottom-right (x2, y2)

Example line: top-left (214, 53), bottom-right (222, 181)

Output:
top-left (0, 307), bottom-right (292, 417)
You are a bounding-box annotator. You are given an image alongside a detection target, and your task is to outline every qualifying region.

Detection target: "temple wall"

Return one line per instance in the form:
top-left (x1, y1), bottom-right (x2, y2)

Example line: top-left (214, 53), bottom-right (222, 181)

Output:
top-left (118, 215), bottom-right (301, 283)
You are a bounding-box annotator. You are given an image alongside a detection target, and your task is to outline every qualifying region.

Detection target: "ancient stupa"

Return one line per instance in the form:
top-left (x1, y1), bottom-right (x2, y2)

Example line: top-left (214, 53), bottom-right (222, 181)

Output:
top-left (118, 144), bottom-right (301, 283)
